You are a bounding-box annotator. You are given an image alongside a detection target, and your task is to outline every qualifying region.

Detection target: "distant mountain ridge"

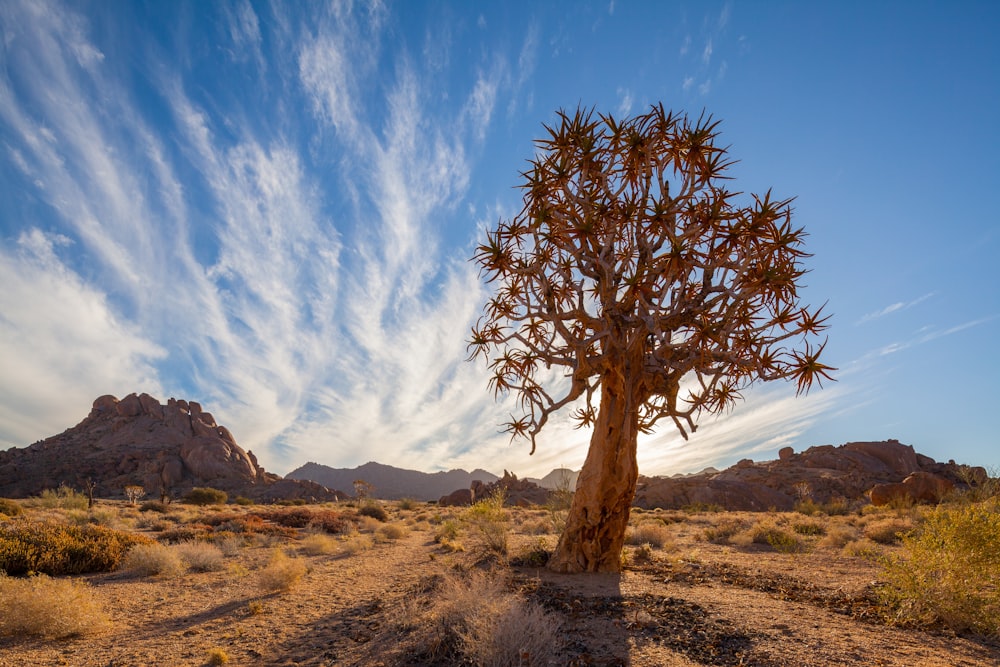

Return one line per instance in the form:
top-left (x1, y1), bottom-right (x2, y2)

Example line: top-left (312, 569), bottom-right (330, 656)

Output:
top-left (285, 462), bottom-right (580, 501)
top-left (285, 461), bottom-right (501, 501)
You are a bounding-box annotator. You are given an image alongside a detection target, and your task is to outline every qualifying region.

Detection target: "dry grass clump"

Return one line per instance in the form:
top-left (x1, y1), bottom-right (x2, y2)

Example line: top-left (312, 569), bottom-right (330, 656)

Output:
top-left (120, 542), bottom-right (186, 577)
top-left (339, 532), bottom-right (374, 556)
top-left (878, 501), bottom-right (1000, 636)
top-left (702, 516), bottom-right (749, 544)
top-left (386, 570), bottom-right (560, 666)
top-left (0, 574), bottom-right (111, 638)
top-left (299, 532), bottom-right (339, 555)
top-left (0, 519), bottom-right (154, 575)
top-left (732, 519), bottom-right (805, 553)
top-left (464, 490), bottom-right (510, 561)
top-left (30, 485), bottom-right (90, 510)
top-left (863, 517), bottom-right (915, 545)
top-left (817, 524), bottom-right (858, 549)
top-left (791, 518), bottom-right (826, 536)
top-left (257, 550), bottom-right (307, 592)
top-left (841, 538), bottom-right (883, 560)
top-left (626, 521), bottom-right (673, 548)
top-left (376, 523), bottom-right (407, 542)
top-left (175, 541), bottom-right (226, 572)
top-left (206, 647), bottom-right (230, 665)
top-left (0, 497), bottom-right (24, 517)
top-left (518, 516), bottom-right (554, 535)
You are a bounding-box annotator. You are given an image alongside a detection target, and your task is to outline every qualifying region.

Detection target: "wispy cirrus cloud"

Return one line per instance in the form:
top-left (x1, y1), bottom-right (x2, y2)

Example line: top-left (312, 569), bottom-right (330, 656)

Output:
top-left (1, 0), bottom-right (856, 480)
top-left (857, 291), bottom-right (938, 324)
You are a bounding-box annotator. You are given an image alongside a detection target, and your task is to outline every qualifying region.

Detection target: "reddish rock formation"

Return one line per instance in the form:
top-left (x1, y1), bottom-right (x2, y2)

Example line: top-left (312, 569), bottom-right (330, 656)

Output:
top-left (634, 440), bottom-right (982, 511)
top-left (869, 471), bottom-right (955, 506)
top-left (0, 393), bottom-right (342, 502)
top-left (439, 470), bottom-right (551, 507)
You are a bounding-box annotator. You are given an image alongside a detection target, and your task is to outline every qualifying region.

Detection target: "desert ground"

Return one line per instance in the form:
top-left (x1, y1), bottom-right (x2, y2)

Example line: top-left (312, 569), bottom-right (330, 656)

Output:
top-left (1, 495), bottom-right (998, 667)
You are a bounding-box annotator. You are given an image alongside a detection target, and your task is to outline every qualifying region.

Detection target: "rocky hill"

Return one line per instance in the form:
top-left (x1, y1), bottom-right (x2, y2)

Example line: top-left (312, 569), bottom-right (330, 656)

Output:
top-left (634, 439), bottom-right (985, 511)
top-left (285, 461), bottom-right (500, 501)
top-left (0, 393), bottom-right (341, 502)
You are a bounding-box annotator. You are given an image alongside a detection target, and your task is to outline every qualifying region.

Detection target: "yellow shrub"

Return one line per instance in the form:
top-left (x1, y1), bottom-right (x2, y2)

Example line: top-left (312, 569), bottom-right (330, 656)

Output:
top-left (0, 574), bottom-right (111, 638)
top-left (0, 519), bottom-right (153, 575)
top-left (878, 502), bottom-right (1000, 635)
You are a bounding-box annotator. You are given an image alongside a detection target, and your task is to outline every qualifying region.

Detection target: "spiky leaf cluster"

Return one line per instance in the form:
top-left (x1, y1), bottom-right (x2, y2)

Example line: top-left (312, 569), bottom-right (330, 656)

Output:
top-left (469, 105), bottom-right (833, 452)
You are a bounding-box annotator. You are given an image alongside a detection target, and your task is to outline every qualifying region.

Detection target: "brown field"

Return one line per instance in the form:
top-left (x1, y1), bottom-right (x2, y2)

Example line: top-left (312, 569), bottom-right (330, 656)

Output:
top-left (1, 497), bottom-right (998, 666)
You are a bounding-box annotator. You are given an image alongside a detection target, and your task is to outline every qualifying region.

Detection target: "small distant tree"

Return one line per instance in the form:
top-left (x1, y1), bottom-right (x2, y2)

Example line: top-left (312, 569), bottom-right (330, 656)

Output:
top-left (123, 485), bottom-right (146, 506)
top-left (84, 479), bottom-right (98, 509)
top-left (353, 479), bottom-right (374, 500)
top-left (469, 105), bottom-right (834, 572)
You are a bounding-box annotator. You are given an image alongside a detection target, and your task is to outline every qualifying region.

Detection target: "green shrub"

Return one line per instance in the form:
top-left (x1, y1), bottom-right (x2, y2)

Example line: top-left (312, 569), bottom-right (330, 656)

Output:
top-left (139, 500), bottom-right (171, 513)
top-left (792, 519), bottom-right (826, 536)
top-left (0, 574), bottom-right (111, 638)
top-left (0, 519), bottom-right (154, 575)
top-left (0, 498), bottom-right (24, 517)
top-left (184, 487), bottom-right (228, 505)
top-left (34, 485), bottom-right (89, 510)
top-left (878, 502), bottom-right (1000, 635)
top-left (359, 501), bottom-right (389, 522)
top-left (464, 489), bottom-right (509, 559)
top-left (864, 517), bottom-right (915, 545)
top-left (233, 496), bottom-right (255, 506)
top-left (397, 498), bottom-right (417, 510)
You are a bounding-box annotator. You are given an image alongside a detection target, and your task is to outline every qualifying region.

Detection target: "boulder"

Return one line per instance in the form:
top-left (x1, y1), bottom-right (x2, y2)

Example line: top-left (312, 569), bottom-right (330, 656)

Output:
top-left (869, 471), bottom-right (955, 506)
top-left (438, 488), bottom-right (474, 506)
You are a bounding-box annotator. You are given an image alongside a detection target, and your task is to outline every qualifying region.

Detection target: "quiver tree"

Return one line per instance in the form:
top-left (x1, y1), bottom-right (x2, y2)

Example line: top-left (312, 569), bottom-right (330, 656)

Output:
top-left (469, 105), bottom-right (833, 573)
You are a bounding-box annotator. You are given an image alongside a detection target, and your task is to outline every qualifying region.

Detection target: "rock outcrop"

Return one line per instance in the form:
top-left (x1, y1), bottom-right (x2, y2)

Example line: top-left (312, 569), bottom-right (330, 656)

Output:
top-left (439, 470), bottom-right (551, 507)
top-left (634, 440), bottom-right (983, 511)
top-left (869, 471), bottom-right (955, 506)
top-left (0, 393), bottom-right (342, 501)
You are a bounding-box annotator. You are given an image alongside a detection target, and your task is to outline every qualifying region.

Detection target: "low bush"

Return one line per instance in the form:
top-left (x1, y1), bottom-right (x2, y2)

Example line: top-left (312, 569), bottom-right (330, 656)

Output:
top-left (626, 521), bottom-right (672, 548)
top-left (0, 574), bottom-right (111, 638)
top-left (377, 523), bottom-right (407, 541)
top-left (185, 487), bottom-right (228, 505)
top-left (0, 519), bottom-right (154, 575)
top-left (120, 542), bottom-right (186, 577)
top-left (733, 520), bottom-right (804, 553)
top-left (863, 517), bottom-right (915, 545)
top-left (0, 498), bottom-right (24, 517)
top-left (207, 647), bottom-right (230, 665)
top-left (792, 519), bottom-right (826, 536)
top-left (175, 541), bottom-right (226, 572)
top-left (464, 490), bottom-right (509, 560)
top-left (33, 485), bottom-right (90, 510)
top-left (359, 501), bottom-right (389, 522)
top-left (139, 500), bottom-right (171, 513)
top-left (387, 570), bottom-right (560, 665)
top-left (257, 550), bottom-right (307, 592)
top-left (299, 533), bottom-right (339, 556)
top-left (702, 516), bottom-right (748, 544)
top-left (818, 525), bottom-right (858, 549)
top-left (397, 498), bottom-right (417, 510)
top-left (339, 533), bottom-right (374, 556)
top-left (878, 502), bottom-right (1000, 635)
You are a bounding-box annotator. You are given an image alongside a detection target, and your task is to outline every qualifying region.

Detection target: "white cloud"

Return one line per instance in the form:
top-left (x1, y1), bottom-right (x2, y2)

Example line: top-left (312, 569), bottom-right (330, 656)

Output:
top-left (0, 230), bottom-right (165, 448)
top-left (616, 88), bottom-right (633, 116)
top-left (857, 291), bottom-right (938, 324)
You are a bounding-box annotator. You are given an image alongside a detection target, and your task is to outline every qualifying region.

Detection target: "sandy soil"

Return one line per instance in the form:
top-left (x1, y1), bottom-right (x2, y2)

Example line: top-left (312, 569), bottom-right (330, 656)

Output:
top-left (1, 503), bottom-right (997, 666)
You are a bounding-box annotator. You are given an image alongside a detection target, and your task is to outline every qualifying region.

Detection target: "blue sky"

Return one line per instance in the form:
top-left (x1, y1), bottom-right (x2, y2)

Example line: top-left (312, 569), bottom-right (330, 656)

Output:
top-left (1, 0), bottom-right (997, 479)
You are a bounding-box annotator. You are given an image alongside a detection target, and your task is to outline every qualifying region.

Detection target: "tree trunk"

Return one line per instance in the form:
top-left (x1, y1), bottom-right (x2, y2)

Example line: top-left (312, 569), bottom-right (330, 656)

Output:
top-left (548, 364), bottom-right (642, 573)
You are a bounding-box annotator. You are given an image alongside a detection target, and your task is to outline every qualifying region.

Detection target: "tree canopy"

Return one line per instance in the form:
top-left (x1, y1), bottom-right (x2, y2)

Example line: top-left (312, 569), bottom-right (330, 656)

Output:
top-left (469, 105), bottom-right (833, 454)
